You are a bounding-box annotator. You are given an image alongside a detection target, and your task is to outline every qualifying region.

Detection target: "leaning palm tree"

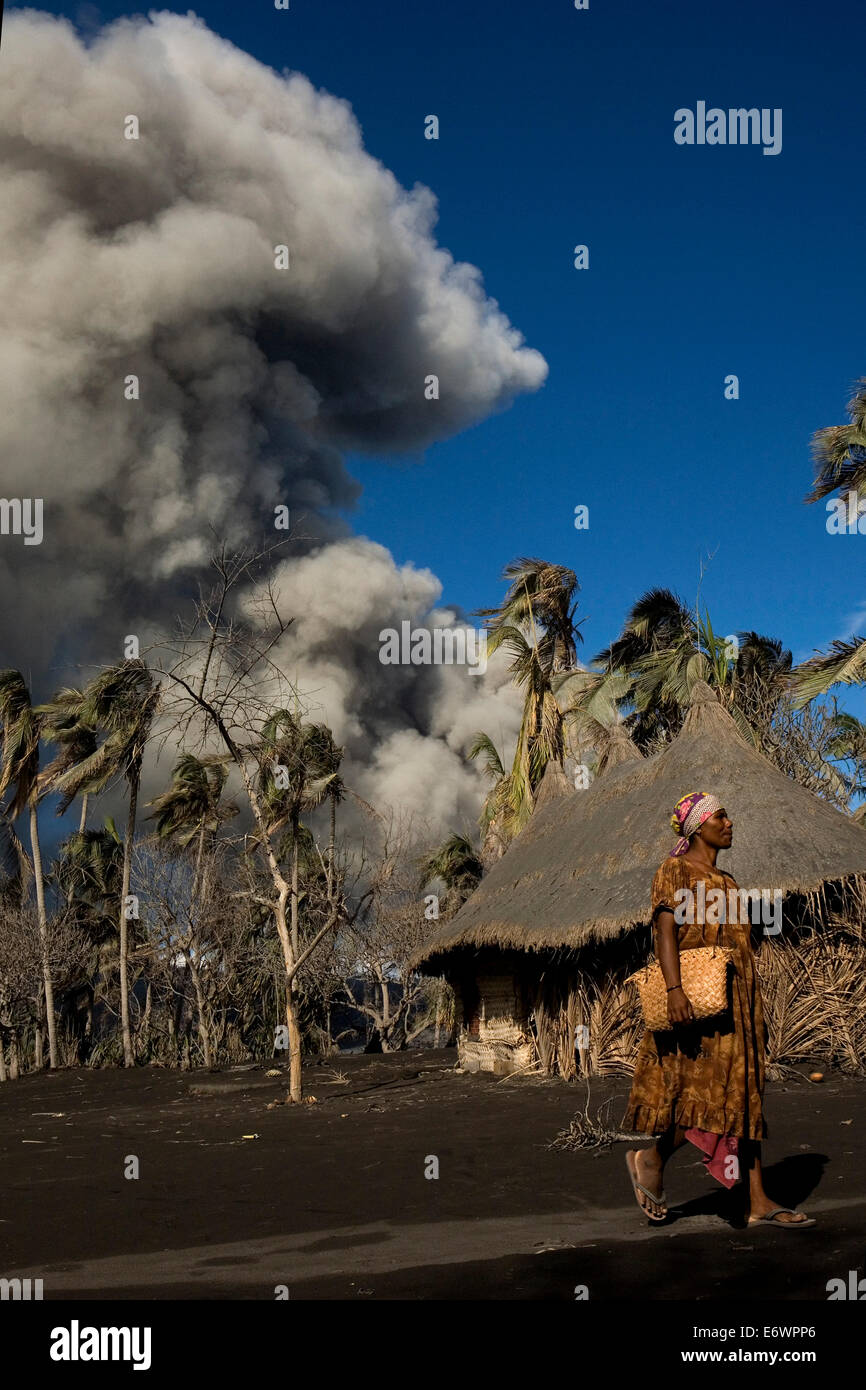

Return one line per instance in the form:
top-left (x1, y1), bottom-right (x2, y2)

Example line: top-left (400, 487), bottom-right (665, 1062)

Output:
top-left (36, 688), bottom-right (98, 832)
top-left (49, 661), bottom-right (159, 1067)
top-left (489, 624), bottom-right (566, 832)
top-left (0, 670), bottom-right (58, 1068)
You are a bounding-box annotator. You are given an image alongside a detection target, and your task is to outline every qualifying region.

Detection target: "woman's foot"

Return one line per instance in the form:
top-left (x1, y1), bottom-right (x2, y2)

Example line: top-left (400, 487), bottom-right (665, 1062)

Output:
top-left (747, 1200), bottom-right (814, 1226)
top-left (626, 1147), bottom-right (667, 1220)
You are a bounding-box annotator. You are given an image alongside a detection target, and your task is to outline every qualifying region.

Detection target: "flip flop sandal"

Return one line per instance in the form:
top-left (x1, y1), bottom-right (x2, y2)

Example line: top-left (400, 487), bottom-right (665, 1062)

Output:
top-left (748, 1206), bottom-right (816, 1228)
top-left (625, 1150), bottom-right (668, 1222)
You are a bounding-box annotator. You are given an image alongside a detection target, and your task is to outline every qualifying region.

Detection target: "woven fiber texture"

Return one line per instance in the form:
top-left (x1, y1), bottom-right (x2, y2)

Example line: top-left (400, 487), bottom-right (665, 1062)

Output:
top-left (626, 946), bottom-right (734, 1032)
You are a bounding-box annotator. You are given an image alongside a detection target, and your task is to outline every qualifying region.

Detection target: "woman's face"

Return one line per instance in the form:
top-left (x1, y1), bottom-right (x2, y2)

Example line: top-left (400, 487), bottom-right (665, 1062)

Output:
top-left (696, 807), bottom-right (733, 849)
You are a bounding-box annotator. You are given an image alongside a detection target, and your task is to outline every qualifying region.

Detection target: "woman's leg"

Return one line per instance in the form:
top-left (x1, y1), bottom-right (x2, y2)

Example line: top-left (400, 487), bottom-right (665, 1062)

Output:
top-left (741, 1139), bottom-right (813, 1224)
top-left (632, 1124), bottom-right (689, 1217)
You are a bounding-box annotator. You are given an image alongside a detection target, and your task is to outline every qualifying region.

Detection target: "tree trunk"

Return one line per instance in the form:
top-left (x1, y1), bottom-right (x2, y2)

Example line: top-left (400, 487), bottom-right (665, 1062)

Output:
top-left (270, 893), bottom-right (302, 1102)
top-left (286, 986), bottom-right (303, 1101)
top-left (288, 814), bottom-right (302, 1095)
top-left (191, 813), bottom-right (208, 899)
top-left (79, 791), bottom-right (89, 834)
top-left (83, 988), bottom-right (93, 1063)
top-left (187, 956), bottom-right (212, 1070)
top-left (141, 978), bottom-right (153, 1056)
top-left (203, 729), bottom-right (307, 1100)
top-left (290, 813), bottom-right (300, 959)
top-left (118, 774), bottom-right (139, 1067)
top-left (172, 970), bottom-right (186, 1060)
top-left (328, 794), bottom-right (336, 896)
top-left (0, 1038), bottom-right (6, 1082)
top-left (30, 802), bottom-right (58, 1068)
top-left (9, 1031), bottom-right (20, 1080)
top-left (376, 965), bottom-right (391, 1044)
top-left (34, 1021), bottom-right (43, 1070)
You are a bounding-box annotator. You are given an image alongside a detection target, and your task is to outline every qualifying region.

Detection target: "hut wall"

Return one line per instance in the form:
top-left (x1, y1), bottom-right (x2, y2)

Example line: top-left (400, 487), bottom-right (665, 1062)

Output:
top-left (458, 971), bottom-right (533, 1076)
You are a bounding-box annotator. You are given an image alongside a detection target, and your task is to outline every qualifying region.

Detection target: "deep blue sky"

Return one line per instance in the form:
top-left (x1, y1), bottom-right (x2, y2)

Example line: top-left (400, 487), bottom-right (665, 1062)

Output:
top-left (48, 0), bottom-right (866, 690)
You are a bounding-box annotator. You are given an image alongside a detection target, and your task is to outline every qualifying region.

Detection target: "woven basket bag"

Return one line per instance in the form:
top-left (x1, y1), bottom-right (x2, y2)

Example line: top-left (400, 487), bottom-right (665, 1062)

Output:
top-left (626, 920), bottom-right (735, 1032)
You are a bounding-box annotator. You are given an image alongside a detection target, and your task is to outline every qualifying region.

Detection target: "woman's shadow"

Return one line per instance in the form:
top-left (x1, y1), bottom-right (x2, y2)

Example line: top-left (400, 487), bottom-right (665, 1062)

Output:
top-left (662, 1152), bottom-right (827, 1227)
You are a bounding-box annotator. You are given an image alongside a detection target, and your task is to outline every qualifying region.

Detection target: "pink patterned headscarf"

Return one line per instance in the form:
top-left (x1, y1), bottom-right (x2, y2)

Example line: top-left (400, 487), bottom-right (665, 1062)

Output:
top-left (669, 791), bottom-right (723, 857)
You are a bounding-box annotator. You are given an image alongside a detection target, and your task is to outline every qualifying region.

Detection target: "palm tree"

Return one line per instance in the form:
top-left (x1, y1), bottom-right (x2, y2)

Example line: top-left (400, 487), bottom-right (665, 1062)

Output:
top-left (792, 638), bottom-right (866, 705)
top-left (474, 559), bottom-right (582, 839)
top-left (49, 661), bottom-right (159, 1067)
top-left (304, 725), bottom-right (344, 897)
top-left (419, 833), bottom-right (484, 910)
top-left (805, 376), bottom-right (866, 503)
top-left (581, 589), bottom-right (792, 751)
top-left (36, 688), bottom-right (98, 832)
top-left (53, 821), bottom-right (125, 1054)
top-left (257, 713), bottom-right (342, 957)
top-left (55, 821), bottom-right (124, 928)
top-left (793, 380), bottom-right (866, 700)
top-left (148, 753), bottom-right (237, 893)
top-left (821, 711), bottom-right (866, 813)
top-left (147, 754), bottom-right (239, 1068)
top-left (467, 732), bottom-right (516, 860)
top-left (254, 711), bottom-right (343, 1089)
top-left (416, 833), bottom-right (481, 1050)
top-left (588, 588), bottom-right (704, 748)
top-left (477, 558), bottom-right (582, 672)
top-left (552, 666), bottom-right (633, 776)
top-left (0, 670), bottom-right (58, 1068)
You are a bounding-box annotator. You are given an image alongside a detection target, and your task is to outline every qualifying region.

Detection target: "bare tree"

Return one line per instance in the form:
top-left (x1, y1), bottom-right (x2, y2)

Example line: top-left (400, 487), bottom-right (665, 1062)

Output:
top-left (763, 693), bottom-right (855, 809)
top-left (333, 813), bottom-right (443, 1052)
top-left (134, 836), bottom-right (248, 1069)
top-left (0, 902), bottom-right (90, 1078)
top-left (150, 541), bottom-right (371, 1100)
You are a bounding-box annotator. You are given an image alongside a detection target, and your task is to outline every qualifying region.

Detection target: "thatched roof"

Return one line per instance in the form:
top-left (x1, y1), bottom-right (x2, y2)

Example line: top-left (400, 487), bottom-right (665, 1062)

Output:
top-left (533, 758), bottom-right (574, 810)
top-left (412, 680), bottom-right (866, 972)
top-left (596, 722), bottom-right (644, 776)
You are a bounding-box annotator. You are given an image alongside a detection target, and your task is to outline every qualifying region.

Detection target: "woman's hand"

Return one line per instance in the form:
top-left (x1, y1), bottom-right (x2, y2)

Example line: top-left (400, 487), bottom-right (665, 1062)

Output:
top-left (655, 911), bottom-right (694, 1025)
top-left (667, 985), bottom-right (695, 1025)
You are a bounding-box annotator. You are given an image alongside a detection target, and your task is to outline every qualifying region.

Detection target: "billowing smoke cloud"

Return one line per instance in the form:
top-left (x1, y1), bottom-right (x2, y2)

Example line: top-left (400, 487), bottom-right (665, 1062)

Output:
top-left (0, 9), bottom-right (546, 840)
top-left (256, 538), bottom-right (528, 840)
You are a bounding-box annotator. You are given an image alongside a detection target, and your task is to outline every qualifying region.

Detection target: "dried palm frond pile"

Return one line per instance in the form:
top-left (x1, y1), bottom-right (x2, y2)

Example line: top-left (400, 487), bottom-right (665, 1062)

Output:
top-left (757, 888), bottom-right (866, 1074)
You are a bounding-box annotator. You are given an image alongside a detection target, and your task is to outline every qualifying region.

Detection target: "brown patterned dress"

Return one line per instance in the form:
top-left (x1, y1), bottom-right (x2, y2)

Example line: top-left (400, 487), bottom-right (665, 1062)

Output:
top-left (622, 855), bottom-right (768, 1141)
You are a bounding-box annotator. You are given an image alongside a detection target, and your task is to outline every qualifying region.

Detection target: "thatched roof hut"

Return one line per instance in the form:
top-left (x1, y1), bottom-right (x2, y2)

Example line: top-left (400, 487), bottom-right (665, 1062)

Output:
top-left (414, 681), bottom-right (866, 974)
top-left (414, 682), bottom-right (866, 1077)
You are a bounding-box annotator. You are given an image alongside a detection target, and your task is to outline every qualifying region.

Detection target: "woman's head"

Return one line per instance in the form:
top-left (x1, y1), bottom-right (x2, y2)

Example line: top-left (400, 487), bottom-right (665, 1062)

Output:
top-left (669, 791), bottom-right (733, 856)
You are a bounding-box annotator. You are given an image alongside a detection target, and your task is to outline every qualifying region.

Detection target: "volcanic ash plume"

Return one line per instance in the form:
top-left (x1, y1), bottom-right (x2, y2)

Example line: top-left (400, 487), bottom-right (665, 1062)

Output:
top-left (0, 8), bottom-right (546, 837)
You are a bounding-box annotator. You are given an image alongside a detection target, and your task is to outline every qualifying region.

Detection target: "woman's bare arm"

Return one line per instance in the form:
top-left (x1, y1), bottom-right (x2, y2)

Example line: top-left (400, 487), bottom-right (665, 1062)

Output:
top-left (656, 908), bottom-right (695, 1024)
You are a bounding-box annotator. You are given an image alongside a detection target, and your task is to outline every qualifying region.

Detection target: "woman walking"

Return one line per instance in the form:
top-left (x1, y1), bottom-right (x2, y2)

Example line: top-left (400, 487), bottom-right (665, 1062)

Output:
top-left (623, 791), bottom-right (815, 1228)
